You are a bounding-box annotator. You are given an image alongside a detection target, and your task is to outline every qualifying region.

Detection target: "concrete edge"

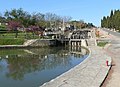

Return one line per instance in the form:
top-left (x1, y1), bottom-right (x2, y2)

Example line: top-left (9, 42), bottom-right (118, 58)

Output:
top-left (100, 43), bottom-right (112, 87)
top-left (0, 45), bottom-right (52, 48)
top-left (41, 46), bottom-right (92, 86)
top-left (0, 45), bottom-right (27, 48)
top-left (103, 43), bottom-right (111, 49)
top-left (100, 63), bottom-right (112, 87)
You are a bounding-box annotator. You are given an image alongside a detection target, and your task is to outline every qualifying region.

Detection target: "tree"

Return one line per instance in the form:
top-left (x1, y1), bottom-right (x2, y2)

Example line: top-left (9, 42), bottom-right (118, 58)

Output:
top-left (101, 16), bottom-right (108, 28)
top-left (101, 9), bottom-right (120, 31)
top-left (87, 23), bottom-right (95, 28)
top-left (70, 20), bottom-right (92, 29)
top-left (0, 16), bottom-right (6, 23)
top-left (45, 13), bottom-right (64, 29)
top-left (62, 16), bottom-right (72, 22)
top-left (8, 20), bottom-right (22, 38)
top-left (29, 25), bottom-right (39, 38)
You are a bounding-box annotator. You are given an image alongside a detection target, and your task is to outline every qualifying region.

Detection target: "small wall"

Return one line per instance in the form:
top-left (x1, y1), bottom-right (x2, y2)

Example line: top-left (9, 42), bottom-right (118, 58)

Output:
top-left (81, 39), bottom-right (87, 47)
top-left (69, 39), bottom-right (88, 47)
top-left (29, 39), bottom-right (56, 47)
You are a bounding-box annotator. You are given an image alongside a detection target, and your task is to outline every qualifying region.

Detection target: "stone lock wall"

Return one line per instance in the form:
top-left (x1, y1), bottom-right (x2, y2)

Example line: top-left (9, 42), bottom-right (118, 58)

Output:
top-left (29, 39), bottom-right (56, 47)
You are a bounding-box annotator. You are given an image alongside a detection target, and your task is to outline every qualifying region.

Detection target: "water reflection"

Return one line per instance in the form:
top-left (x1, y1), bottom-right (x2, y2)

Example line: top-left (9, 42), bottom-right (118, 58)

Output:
top-left (0, 47), bottom-right (88, 87)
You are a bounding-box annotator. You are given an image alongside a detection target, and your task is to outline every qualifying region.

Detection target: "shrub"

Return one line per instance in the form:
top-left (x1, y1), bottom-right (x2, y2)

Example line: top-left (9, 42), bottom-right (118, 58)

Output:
top-left (0, 25), bottom-right (6, 29)
top-left (97, 42), bottom-right (108, 47)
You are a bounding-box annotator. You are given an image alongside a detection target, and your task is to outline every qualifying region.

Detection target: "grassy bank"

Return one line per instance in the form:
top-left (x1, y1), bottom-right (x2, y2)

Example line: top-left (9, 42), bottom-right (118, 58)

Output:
top-left (97, 42), bottom-right (108, 47)
top-left (0, 38), bottom-right (25, 45)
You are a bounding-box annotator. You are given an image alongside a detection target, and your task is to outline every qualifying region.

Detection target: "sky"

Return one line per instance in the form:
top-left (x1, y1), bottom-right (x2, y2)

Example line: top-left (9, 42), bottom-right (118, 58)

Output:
top-left (0, 0), bottom-right (120, 26)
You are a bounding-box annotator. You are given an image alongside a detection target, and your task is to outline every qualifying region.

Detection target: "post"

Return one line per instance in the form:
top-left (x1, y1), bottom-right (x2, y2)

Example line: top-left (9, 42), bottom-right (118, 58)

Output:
top-left (106, 60), bottom-right (109, 66)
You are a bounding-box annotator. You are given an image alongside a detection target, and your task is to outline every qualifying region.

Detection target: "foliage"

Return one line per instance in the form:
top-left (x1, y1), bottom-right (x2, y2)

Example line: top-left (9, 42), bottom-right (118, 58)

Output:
top-left (7, 20), bottom-right (22, 38)
top-left (0, 25), bottom-right (6, 29)
top-left (1, 8), bottom-right (95, 30)
top-left (0, 16), bottom-right (6, 23)
top-left (95, 30), bottom-right (100, 37)
top-left (101, 9), bottom-right (120, 31)
top-left (70, 20), bottom-right (95, 29)
top-left (8, 20), bottom-right (21, 30)
top-left (97, 42), bottom-right (108, 47)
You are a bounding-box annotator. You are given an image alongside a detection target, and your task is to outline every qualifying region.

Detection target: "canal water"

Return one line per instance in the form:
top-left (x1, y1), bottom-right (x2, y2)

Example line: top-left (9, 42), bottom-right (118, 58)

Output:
top-left (0, 47), bottom-right (89, 87)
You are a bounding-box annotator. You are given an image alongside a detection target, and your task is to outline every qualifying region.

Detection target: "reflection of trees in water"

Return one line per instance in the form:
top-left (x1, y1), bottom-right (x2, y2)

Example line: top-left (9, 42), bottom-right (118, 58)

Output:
top-left (0, 65), bottom-right (2, 71)
top-left (6, 54), bottom-right (40, 80)
top-left (0, 49), bottom-right (27, 56)
top-left (43, 54), bottom-right (71, 70)
top-left (5, 54), bottom-right (70, 80)
top-left (0, 47), bottom-right (88, 80)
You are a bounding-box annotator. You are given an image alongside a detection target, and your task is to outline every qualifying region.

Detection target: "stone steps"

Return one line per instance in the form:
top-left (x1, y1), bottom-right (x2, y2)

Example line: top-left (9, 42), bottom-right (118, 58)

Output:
top-left (23, 39), bottom-right (37, 46)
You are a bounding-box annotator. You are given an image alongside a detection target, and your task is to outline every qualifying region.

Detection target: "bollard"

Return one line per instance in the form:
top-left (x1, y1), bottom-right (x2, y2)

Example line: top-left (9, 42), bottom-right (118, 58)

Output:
top-left (106, 60), bottom-right (109, 66)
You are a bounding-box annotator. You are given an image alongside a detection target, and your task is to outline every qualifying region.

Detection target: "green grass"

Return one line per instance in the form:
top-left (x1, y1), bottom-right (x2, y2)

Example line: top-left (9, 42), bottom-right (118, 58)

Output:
top-left (0, 32), bottom-right (47, 39)
top-left (0, 38), bottom-right (25, 45)
top-left (97, 42), bottom-right (108, 47)
top-left (0, 32), bottom-right (53, 45)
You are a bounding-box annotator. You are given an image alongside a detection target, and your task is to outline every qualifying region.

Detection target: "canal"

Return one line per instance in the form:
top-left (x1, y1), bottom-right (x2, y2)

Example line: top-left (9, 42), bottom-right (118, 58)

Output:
top-left (0, 47), bottom-right (89, 87)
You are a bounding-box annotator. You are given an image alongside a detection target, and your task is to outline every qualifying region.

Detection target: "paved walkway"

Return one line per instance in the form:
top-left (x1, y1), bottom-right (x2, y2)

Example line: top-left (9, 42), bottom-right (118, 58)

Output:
top-left (41, 46), bottom-right (111, 87)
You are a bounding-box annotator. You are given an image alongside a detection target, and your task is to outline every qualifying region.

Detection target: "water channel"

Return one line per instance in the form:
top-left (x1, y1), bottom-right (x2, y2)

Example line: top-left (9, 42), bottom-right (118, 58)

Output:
top-left (0, 46), bottom-right (89, 87)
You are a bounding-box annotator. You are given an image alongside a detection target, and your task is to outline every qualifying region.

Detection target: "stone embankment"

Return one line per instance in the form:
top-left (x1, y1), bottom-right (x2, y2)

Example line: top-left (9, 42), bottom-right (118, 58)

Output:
top-left (23, 39), bottom-right (56, 47)
top-left (0, 39), bottom-right (57, 48)
top-left (0, 45), bottom-right (27, 48)
top-left (41, 46), bottom-right (111, 87)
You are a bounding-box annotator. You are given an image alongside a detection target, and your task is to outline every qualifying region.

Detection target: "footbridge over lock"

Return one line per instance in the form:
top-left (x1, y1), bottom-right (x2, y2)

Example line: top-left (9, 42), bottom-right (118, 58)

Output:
top-left (69, 29), bottom-right (97, 47)
top-left (53, 28), bottom-right (97, 47)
